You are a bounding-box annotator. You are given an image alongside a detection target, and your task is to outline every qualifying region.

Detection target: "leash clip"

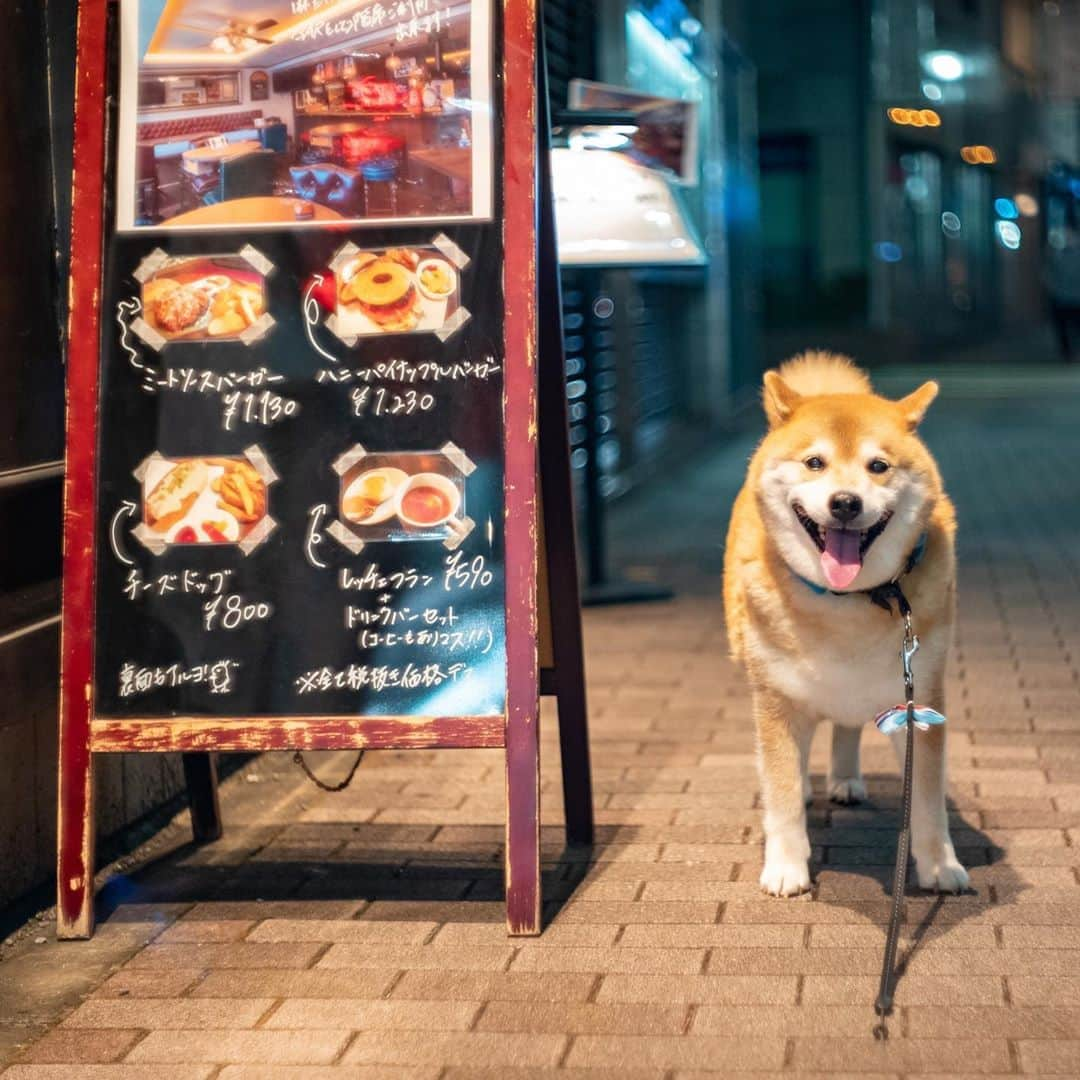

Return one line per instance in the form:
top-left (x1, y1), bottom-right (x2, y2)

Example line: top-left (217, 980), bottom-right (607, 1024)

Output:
top-left (901, 613), bottom-right (918, 700)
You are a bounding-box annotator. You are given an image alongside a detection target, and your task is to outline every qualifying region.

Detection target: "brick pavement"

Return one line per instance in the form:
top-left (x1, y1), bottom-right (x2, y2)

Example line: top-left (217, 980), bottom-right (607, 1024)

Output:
top-left (3, 368), bottom-right (1080, 1077)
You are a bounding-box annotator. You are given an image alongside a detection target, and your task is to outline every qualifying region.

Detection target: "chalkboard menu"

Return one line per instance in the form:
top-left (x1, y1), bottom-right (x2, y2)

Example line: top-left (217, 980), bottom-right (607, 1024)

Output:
top-left (96, 0), bottom-right (505, 721)
top-left (97, 223), bottom-right (507, 719)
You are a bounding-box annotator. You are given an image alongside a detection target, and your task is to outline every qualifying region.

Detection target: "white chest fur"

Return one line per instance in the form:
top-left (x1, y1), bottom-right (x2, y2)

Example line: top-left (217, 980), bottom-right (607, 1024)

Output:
top-left (747, 601), bottom-right (948, 727)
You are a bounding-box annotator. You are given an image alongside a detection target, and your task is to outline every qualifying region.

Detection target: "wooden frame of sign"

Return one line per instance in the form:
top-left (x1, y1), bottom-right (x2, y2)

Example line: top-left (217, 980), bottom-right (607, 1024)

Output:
top-left (58, 0), bottom-right (592, 939)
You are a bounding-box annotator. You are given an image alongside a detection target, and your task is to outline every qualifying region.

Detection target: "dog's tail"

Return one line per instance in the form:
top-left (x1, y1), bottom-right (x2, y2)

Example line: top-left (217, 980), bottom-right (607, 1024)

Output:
top-left (774, 350), bottom-right (872, 397)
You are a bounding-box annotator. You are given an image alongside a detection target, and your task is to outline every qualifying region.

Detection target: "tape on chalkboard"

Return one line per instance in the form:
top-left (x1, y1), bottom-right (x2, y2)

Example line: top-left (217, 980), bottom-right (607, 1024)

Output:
top-left (131, 523), bottom-right (167, 555)
top-left (332, 443), bottom-right (369, 477)
top-left (329, 241), bottom-right (361, 274)
top-left (432, 232), bottom-right (471, 270)
top-left (238, 244), bottom-right (275, 277)
top-left (243, 444), bottom-right (279, 485)
top-left (132, 451), bottom-right (164, 484)
top-left (132, 248), bottom-right (171, 283)
top-left (436, 307), bottom-right (471, 342)
top-left (328, 519), bottom-right (365, 555)
top-left (443, 515), bottom-right (476, 551)
top-left (239, 312), bottom-right (275, 346)
top-left (130, 317), bottom-right (167, 353)
top-left (239, 515), bottom-right (277, 556)
top-left (324, 312), bottom-right (358, 348)
top-left (441, 442), bottom-right (477, 477)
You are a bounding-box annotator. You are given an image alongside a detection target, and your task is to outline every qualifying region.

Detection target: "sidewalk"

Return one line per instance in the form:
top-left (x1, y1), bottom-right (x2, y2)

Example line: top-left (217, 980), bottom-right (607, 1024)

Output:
top-left (2, 367), bottom-right (1080, 1078)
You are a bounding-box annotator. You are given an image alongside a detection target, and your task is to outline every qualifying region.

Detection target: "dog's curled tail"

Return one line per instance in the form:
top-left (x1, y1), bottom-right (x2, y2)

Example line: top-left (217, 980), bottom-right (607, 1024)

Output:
top-left (775, 350), bottom-right (872, 397)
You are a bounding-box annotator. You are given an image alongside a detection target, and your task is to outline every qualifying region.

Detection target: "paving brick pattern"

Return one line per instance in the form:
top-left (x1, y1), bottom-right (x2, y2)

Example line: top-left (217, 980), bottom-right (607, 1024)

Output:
top-left (4, 373), bottom-right (1080, 1076)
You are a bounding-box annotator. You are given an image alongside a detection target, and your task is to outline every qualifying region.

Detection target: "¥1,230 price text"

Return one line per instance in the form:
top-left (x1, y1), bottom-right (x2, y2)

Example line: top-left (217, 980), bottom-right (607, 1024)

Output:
top-left (350, 386), bottom-right (435, 418)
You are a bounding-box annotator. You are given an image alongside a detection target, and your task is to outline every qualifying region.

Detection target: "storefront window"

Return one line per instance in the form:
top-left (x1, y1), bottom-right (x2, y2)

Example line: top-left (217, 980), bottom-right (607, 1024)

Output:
top-left (0, 0), bottom-right (69, 635)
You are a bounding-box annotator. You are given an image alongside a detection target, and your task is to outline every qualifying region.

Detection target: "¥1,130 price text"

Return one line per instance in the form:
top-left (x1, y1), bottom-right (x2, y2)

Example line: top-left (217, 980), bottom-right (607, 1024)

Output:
top-left (222, 389), bottom-right (299, 430)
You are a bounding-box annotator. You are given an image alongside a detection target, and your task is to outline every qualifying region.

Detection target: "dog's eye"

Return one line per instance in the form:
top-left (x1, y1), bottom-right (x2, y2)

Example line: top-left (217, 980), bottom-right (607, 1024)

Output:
top-left (867, 458), bottom-right (890, 475)
top-left (804, 456), bottom-right (826, 471)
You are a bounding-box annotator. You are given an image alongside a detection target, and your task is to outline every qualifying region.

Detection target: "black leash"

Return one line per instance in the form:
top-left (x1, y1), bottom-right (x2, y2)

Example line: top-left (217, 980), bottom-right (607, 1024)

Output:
top-left (795, 534), bottom-right (934, 1034)
top-left (873, 593), bottom-right (918, 1038)
top-left (292, 750), bottom-right (365, 792)
top-left (862, 539), bottom-right (921, 616)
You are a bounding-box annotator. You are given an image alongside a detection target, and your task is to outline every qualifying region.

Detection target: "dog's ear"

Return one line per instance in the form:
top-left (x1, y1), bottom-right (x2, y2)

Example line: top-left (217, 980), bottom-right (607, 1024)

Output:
top-left (896, 381), bottom-right (939, 429)
top-left (763, 371), bottom-right (801, 428)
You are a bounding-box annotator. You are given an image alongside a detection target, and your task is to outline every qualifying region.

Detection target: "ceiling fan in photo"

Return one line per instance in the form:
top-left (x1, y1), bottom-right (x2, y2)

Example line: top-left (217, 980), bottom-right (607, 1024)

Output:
top-left (175, 11), bottom-right (281, 54)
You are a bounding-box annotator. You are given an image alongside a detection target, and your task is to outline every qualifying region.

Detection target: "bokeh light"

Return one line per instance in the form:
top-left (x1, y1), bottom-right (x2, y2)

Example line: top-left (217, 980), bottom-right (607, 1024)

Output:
top-left (995, 220), bottom-right (1022, 250)
top-left (941, 212), bottom-right (962, 236)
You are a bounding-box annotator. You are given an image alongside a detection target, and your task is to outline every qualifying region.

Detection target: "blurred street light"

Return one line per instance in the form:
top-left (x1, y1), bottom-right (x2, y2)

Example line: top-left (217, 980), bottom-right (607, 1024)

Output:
top-left (1014, 193), bottom-right (1039, 217)
top-left (874, 241), bottom-right (903, 262)
top-left (961, 145), bottom-right (996, 164)
top-left (887, 107), bottom-right (941, 127)
top-left (995, 220), bottom-right (1021, 250)
top-left (942, 212), bottom-right (962, 235)
top-left (923, 51), bottom-right (965, 81)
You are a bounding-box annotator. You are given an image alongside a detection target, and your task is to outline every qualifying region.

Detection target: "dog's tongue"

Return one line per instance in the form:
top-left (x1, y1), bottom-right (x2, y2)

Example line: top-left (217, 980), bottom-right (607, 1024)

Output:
top-left (821, 528), bottom-right (862, 589)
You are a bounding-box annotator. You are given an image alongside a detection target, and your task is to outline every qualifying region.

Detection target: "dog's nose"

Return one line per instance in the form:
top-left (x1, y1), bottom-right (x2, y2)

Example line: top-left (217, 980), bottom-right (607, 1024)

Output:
top-left (829, 491), bottom-right (863, 524)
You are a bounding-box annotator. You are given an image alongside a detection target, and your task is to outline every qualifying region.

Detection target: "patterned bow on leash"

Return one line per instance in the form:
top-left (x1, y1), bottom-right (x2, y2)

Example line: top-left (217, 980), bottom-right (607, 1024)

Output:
top-left (874, 703), bottom-right (947, 735)
top-left (873, 617), bottom-right (948, 735)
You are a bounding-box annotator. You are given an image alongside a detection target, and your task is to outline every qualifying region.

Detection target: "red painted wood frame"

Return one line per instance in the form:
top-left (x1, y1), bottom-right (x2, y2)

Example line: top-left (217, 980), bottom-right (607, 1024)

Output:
top-left (58, 0), bottom-right (552, 939)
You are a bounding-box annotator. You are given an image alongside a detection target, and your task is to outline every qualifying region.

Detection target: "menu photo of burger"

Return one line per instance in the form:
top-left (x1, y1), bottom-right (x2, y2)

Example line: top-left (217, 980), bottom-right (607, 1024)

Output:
top-left (327, 443), bottom-right (476, 554)
top-left (130, 246), bottom-right (275, 349)
top-left (325, 235), bottom-right (471, 344)
top-left (130, 445), bottom-right (278, 556)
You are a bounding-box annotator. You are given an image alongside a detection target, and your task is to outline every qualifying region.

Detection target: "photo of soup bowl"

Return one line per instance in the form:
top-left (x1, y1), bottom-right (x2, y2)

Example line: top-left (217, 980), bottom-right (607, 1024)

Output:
top-left (395, 472), bottom-right (461, 530)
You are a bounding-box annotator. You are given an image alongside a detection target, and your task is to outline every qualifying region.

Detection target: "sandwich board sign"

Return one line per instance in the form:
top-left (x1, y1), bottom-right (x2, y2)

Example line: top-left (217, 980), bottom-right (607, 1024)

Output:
top-left (59, 0), bottom-right (592, 939)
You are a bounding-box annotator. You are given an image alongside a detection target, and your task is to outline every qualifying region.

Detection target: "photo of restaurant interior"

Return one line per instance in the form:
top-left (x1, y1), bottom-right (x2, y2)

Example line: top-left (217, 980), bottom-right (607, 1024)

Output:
top-left (129, 0), bottom-right (482, 228)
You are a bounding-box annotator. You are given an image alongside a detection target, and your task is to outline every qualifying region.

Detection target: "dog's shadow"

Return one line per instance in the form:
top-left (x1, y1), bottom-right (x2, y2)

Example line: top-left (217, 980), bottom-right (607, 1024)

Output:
top-left (801, 770), bottom-right (1017, 978)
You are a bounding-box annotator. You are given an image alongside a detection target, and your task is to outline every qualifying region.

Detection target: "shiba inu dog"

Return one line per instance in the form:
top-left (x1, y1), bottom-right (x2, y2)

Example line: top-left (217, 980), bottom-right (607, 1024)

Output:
top-left (724, 352), bottom-right (969, 897)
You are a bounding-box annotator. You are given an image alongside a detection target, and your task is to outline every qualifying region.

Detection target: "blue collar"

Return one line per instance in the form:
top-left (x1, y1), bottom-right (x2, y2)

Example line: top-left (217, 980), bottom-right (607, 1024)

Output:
top-left (795, 531), bottom-right (927, 598)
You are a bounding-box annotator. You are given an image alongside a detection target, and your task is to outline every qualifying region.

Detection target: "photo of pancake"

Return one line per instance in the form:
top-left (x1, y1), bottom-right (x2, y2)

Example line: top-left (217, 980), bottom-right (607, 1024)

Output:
top-left (334, 245), bottom-right (460, 338)
top-left (139, 254), bottom-right (270, 343)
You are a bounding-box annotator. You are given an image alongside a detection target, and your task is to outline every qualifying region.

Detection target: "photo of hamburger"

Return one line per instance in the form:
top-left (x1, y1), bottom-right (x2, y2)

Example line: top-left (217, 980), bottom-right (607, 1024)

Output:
top-left (146, 279), bottom-right (209, 335)
top-left (332, 244), bottom-right (464, 339)
top-left (140, 256), bottom-right (270, 343)
top-left (339, 256), bottom-right (422, 333)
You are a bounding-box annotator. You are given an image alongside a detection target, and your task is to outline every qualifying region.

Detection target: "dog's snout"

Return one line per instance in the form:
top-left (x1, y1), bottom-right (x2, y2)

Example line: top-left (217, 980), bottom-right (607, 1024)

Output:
top-left (829, 491), bottom-right (862, 524)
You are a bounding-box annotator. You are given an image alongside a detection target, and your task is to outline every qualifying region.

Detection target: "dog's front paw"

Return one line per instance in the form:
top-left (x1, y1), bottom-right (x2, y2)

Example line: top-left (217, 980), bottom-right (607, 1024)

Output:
top-left (827, 776), bottom-right (867, 804)
top-left (760, 859), bottom-right (811, 897)
top-left (914, 848), bottom-right (970, 893)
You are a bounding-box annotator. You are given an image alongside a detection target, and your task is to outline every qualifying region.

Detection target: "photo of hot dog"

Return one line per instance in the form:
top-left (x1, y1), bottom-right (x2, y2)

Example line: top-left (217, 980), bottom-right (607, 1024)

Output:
top-left (145, 459), bottom-right (209, 533)
top-left (140, 453), bottom-right (270, 546)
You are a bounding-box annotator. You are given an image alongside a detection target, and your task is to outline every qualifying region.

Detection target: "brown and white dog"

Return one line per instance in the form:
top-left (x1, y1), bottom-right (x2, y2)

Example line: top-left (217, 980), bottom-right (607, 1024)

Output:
top-left (723, 352), bottom-right (969, 897)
